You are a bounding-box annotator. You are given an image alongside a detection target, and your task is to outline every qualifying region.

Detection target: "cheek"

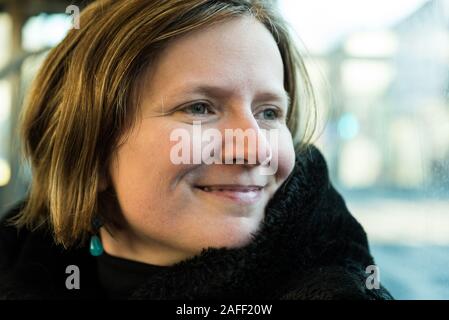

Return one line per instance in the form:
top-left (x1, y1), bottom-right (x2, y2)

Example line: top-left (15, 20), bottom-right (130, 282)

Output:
top-left (109, 124), bottom-right (181, 213)
top-left (273, 129), bottom-right (296, 183)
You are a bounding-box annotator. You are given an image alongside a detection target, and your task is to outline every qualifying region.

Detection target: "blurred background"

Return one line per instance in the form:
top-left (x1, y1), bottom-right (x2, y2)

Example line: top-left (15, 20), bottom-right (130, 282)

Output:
top-left (0, 0), bottom-right (448, 299)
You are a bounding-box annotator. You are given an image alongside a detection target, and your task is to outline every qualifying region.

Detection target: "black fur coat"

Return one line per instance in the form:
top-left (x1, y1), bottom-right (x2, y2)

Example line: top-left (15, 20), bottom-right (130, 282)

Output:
top-left (0, 145), bottom-right (393, 300)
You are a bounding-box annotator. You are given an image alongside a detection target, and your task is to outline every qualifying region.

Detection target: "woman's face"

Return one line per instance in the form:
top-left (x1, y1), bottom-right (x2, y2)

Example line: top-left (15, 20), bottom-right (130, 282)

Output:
top-left (104, 16), bottom-right (296, 265)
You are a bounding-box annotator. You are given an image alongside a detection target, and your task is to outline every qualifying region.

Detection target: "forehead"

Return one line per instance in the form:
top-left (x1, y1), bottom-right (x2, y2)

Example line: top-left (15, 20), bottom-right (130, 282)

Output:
top-left (144, 16), bottom-right (285, 98)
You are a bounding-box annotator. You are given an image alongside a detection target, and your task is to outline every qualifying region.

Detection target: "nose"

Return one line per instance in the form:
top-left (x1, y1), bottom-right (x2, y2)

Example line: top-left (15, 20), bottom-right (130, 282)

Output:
top-left (219, 110), bottom-right (272, 166)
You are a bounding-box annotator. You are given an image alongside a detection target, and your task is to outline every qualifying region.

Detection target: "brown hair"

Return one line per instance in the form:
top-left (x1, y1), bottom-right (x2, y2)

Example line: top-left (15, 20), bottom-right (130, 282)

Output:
top-left (14, 0), bottom-right (316, 248)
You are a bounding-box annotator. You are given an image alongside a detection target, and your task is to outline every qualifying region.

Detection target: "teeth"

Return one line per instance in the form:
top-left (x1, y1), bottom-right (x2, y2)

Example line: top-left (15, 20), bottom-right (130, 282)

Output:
top-left (199, 186), bottom-right (261, 192)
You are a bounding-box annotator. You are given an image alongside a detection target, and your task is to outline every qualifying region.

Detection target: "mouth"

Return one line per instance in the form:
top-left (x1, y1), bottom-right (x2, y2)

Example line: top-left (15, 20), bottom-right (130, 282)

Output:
top-left (193, 184), bottom-right (265, 205)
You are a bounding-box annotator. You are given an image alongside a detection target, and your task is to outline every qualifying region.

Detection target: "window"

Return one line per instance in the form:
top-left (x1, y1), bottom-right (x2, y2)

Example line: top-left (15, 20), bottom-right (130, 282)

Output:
top-left (280, 0), bottom-right (449, 299)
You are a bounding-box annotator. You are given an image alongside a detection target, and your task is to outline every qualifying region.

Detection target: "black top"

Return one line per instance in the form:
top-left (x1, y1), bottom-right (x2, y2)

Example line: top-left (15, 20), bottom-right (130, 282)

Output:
top-left (96, 252), bottom-right (169, 299)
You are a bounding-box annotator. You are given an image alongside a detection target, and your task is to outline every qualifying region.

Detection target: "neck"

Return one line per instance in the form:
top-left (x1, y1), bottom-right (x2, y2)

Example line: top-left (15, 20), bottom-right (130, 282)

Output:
top-left (99, 227), bottom-right (197, 266)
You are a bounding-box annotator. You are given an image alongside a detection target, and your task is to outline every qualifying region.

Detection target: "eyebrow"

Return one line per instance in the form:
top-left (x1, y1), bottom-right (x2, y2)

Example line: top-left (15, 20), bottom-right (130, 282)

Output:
top-left (170, 84), bottom-right (291, 107)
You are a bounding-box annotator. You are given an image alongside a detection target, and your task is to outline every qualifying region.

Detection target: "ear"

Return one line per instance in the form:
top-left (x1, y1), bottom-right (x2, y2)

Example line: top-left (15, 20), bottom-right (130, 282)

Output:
top-left (98, 172), bottom-right (109, 192)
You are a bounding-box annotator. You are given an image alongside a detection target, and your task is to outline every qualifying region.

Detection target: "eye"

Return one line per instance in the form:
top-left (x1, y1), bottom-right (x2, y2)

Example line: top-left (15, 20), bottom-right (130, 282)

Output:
top-left (181, 102), bottom-right (213, 116)
top-left (256, 107), bottom-right (281, 121)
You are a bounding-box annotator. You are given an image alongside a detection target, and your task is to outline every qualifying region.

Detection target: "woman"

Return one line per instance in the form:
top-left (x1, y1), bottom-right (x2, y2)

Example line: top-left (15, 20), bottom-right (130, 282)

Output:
top-left (0, 0), bottom-right (392, 299)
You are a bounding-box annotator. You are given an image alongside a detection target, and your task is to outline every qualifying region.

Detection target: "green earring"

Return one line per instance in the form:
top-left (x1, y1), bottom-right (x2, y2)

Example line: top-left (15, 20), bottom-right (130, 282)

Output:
top-left (90, 216), bottom-right (104, 256)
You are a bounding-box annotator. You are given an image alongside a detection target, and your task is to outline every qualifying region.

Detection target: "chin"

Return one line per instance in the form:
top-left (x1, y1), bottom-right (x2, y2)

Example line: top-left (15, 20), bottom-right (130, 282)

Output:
top-left (196, 217), bottom-right (262, 250)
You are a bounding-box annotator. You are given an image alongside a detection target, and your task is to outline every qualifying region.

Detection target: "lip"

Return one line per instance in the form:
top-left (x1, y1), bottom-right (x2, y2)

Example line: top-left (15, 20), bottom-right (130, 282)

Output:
top-left (194, 184), bottom-right (265, 205)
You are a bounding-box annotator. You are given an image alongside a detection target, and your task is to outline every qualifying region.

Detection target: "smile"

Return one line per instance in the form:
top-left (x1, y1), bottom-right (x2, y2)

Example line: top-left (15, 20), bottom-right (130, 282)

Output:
top-left (194, 185), bottom-right (265, 205)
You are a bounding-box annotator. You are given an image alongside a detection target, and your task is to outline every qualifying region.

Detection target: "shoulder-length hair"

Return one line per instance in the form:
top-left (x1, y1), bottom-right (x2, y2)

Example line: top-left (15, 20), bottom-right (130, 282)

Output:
top-left (13, 0), bottom-right (316, 248)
